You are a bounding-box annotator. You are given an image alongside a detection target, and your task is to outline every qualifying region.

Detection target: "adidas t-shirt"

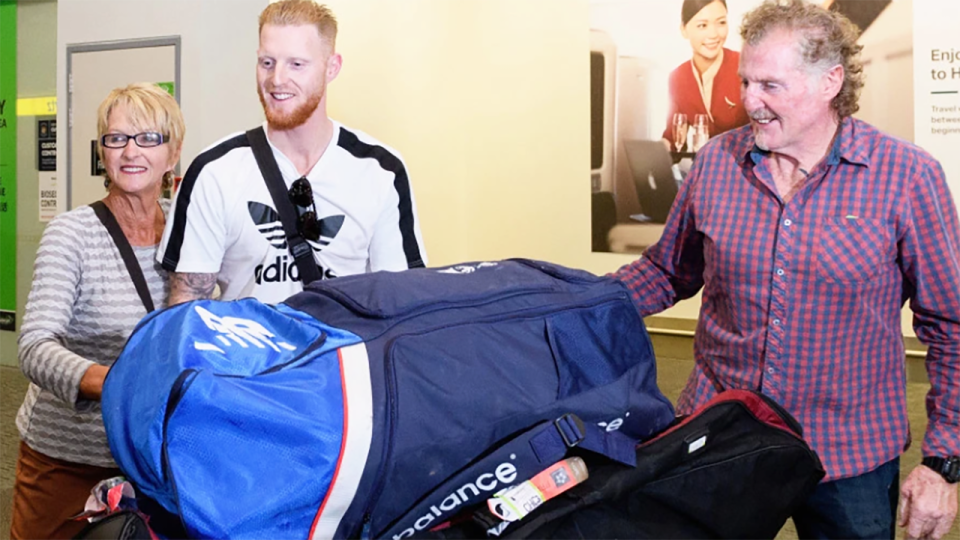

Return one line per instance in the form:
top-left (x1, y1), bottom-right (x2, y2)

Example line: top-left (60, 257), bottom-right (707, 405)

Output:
top-left (159, 122), bottom-right (427, 304)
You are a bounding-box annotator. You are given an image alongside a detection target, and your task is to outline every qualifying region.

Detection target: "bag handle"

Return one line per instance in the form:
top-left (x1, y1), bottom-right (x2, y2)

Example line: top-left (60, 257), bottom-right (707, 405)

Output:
top-left (90, 201), bottom-right (155, 313)
top-left (245, 126), bottom-right (323, 286)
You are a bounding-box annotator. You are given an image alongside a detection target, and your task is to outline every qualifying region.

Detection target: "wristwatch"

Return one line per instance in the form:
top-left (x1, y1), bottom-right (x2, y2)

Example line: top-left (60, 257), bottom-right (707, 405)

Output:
top-left (921, 456), bottom-right (960, 483)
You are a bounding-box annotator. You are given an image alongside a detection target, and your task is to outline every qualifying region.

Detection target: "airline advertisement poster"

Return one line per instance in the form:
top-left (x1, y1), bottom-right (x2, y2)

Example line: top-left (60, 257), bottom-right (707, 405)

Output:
top-left (590, 0), bottom-right (953, 256)
top-left (913, 2), bottom-right (960, 197)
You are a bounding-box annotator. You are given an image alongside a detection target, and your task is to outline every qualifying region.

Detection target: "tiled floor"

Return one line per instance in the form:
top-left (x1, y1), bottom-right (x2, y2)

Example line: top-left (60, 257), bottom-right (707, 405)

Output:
top-left (1, 336), bottom-right (957, 540)
top-left (1, 366), bottom-right (26, 540)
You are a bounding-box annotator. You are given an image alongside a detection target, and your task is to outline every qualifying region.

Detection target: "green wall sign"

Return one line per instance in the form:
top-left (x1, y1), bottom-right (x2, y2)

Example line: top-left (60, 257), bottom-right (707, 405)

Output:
top-left (0, 0), bottom-right (17, 331)
top-left (157, 81), bottom-right (175, 96)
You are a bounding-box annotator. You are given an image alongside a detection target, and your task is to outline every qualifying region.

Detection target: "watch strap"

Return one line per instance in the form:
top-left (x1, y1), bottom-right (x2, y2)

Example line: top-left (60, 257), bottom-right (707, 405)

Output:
top-left (922, 456), bottom-right (960, 483)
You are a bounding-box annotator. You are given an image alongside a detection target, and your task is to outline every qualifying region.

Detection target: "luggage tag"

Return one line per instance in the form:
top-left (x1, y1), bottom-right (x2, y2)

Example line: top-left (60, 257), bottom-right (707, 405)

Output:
top-left (487, 457), bottom-right (589, 522)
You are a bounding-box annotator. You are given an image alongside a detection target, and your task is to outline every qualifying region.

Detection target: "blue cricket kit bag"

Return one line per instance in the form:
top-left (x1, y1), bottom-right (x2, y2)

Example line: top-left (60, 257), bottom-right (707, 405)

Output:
top-left (102, 259), bottom-right (675, 539)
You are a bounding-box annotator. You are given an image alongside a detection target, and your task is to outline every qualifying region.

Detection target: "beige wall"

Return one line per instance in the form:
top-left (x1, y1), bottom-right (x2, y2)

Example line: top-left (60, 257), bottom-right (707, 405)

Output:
top-left (323, 0), bottom-right (703, 319)
top-left (327, 1), bottom-right (597, 267)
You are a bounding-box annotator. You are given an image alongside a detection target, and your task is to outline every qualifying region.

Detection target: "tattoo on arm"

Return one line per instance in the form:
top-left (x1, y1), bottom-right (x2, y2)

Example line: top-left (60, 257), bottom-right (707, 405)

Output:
top-left (169, 272), bottom-right (218, 305)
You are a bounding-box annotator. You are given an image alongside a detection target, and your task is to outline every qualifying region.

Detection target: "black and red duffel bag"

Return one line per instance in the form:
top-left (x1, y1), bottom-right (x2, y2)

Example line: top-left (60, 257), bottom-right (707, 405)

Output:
top-left (433, 389), bottom-right (825, 539)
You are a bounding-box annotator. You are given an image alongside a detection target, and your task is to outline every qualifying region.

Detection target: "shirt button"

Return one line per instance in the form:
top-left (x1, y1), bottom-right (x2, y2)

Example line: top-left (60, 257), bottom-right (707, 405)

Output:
top-left (767, 367), bottom-right (775, 374)
top-left (773, 319), bottom-right (781, 326)
top-left (776, 268), bottom-right (785, 276)
top-left (784, 219), bottom-right (792, 227)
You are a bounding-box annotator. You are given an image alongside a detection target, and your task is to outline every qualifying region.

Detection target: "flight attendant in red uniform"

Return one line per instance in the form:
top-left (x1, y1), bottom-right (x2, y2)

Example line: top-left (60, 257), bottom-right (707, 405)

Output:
top-left (662, 0), bottom-right (749, 147)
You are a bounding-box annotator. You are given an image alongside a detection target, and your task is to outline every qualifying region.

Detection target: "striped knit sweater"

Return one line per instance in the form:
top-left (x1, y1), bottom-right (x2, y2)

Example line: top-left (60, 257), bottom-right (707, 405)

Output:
top-left (16, 201), bottom-right (170, 467)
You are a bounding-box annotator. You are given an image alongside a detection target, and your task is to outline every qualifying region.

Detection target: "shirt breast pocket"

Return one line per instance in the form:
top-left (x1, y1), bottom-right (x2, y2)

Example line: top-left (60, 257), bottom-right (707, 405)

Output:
top-left (816, 217), bottom-right (889, 283)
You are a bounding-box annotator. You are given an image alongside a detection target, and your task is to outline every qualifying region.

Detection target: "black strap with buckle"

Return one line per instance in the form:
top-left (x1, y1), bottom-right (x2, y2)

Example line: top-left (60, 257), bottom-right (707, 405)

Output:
top-left (246, 126), bottom-right (322, 286)
top-left (922, 456), bottom-right (960, 483)
top-left (554, 414), bottom-right (586, 448)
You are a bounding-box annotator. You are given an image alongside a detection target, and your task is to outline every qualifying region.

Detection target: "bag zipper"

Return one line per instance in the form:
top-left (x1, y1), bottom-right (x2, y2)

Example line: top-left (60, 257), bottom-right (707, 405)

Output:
top-left (161, 369), bottom-right (198, 484)
top-left (160, 368), bottom-right (198, 537)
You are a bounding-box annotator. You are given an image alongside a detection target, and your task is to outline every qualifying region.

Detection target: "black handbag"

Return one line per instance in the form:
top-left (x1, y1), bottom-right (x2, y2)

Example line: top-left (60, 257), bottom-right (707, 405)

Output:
top-left (73, 510), bottom-right (155, 540)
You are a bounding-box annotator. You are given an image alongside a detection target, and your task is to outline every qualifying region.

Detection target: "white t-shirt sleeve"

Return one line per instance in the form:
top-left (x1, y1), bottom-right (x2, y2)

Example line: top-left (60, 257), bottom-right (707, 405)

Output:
top-left (367, 167), bottom-right (427, 272)
top-left (158, 165), bottom-right (228, 273)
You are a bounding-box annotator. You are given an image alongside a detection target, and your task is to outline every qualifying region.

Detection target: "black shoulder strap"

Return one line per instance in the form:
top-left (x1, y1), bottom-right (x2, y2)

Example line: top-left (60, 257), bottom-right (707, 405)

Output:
top-left (245, 126), bottom-right (322, 285)
top-left (90, 201), bottom-right (156, 313)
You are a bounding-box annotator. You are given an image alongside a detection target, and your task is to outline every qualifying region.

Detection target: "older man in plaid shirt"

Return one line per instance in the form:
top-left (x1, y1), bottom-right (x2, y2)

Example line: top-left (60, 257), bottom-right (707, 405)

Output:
top-left (615, 1), bottom-right (959, 538)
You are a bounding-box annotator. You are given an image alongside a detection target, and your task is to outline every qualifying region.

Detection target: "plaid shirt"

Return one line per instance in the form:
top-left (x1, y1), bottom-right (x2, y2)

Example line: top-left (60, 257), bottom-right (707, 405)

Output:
top-left (615, 117), bottom-right (960, 480)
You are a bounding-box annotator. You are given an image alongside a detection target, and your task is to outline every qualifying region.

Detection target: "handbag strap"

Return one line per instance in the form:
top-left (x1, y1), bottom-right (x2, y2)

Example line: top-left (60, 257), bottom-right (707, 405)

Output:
top-left (90, 201), bottom-right (156, 313)
top-left (245, 126), bottom-right (322, 285)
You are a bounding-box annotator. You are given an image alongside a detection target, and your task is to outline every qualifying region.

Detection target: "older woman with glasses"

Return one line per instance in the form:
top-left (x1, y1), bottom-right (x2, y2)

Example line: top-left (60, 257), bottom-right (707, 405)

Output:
top-left (10, 82), bottom-right (184, 540)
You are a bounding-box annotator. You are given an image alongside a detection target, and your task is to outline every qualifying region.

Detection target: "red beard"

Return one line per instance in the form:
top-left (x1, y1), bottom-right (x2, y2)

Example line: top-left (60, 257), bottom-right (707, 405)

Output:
top-left (258, 86), bottom-right (323, 130)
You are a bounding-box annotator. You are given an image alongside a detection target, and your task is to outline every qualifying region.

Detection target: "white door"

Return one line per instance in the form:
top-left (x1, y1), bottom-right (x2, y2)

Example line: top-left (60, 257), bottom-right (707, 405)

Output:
top-left (67, 38), bottom-right (179, 209)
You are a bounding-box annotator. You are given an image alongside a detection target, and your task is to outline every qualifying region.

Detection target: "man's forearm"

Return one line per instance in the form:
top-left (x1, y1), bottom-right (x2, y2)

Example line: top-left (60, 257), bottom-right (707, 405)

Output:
top-left (169, 272), bottom-right (218, 305)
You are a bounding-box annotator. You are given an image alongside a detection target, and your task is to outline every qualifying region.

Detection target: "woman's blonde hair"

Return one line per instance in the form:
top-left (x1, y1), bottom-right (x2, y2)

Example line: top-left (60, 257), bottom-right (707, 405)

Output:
top-left (97, 82), bottom-right (185, 190)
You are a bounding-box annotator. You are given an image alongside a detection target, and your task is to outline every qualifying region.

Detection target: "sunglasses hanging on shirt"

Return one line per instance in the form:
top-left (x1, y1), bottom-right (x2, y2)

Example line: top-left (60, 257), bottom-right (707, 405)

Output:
top-left (288, 177), bottom-right (321, 242)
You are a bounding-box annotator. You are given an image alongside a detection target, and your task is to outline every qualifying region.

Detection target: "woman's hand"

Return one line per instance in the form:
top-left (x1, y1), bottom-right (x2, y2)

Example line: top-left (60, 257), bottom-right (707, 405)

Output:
top-left (79, 364), bottom-right (110, 401)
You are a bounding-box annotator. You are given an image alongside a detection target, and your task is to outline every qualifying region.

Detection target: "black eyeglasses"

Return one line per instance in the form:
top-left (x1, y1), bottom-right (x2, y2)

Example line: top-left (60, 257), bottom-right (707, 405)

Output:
top-left (101, 132), bottom-right (170, 149)
top-left (288, 177), bottom-right (321, 242)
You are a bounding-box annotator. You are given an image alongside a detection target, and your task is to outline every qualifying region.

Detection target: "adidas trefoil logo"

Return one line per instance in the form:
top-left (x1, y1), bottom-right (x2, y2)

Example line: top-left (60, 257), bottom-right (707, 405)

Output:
top-left (247, 201), bottom-right (342, 283)
top-left (247, 201), bottom-right (345, 252)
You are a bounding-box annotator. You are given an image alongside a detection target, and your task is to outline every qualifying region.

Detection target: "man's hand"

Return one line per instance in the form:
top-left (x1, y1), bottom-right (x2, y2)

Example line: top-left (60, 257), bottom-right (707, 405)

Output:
top-left (169, 272), bottom-right (218, 305)
top-left (899, 463), bottom-right (959, 539)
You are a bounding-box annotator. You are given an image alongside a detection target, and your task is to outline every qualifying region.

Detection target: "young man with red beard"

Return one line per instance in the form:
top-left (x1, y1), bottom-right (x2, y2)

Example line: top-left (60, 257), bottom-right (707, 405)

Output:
top-left (159, 0), bottom-right (427, 305)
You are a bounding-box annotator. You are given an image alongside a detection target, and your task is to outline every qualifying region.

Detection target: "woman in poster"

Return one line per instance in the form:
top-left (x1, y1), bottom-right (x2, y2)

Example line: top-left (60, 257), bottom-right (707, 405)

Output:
top-left (662, 0), bottom-right (749, 148)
